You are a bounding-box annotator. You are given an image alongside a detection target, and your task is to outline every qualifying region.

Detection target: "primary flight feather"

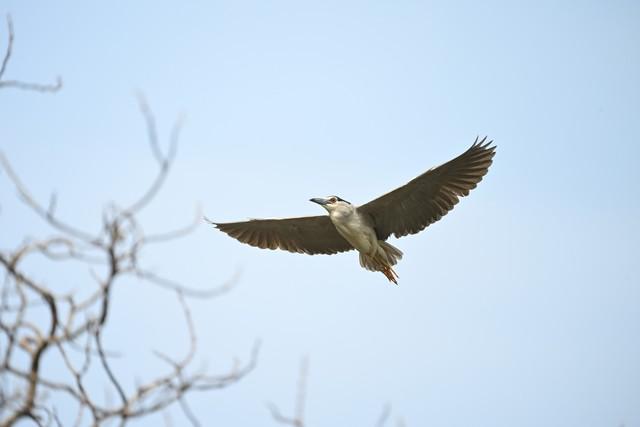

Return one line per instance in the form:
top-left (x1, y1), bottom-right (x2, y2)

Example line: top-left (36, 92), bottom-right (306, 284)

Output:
top-left (208, 137), bottom-right (496, 284)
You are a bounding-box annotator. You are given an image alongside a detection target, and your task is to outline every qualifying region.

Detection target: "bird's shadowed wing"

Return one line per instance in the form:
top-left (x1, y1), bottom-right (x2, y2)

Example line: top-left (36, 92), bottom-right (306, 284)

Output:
top-left (210, 216), bottom-right (354, 255)
top-left (358, 137), bottom-right (496, 240)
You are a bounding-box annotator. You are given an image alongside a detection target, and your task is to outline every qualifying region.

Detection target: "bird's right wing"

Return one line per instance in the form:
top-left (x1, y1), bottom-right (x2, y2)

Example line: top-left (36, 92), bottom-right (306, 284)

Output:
top-left (209, 215), bottom-right (354, 255)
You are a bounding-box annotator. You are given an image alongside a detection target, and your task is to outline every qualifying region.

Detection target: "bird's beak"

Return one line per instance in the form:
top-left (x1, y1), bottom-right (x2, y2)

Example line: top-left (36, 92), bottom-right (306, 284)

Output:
top-left (310, 197), bottom-right (328, 206)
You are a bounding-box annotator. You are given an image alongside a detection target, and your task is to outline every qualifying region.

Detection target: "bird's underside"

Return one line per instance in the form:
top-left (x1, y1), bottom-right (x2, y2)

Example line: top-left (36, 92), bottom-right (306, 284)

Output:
top-left (209, 137), bottom-right (496, 284)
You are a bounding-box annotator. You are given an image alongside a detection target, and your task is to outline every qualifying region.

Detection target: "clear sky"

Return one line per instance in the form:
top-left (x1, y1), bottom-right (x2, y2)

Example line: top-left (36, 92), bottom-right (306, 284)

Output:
top-left (1, 1), bottom-right (639, 426)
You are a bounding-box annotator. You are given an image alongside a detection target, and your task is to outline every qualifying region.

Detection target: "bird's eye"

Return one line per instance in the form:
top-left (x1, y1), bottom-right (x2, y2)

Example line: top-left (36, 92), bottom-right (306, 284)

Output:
top-left (330, 197), bottom-right (337, 203)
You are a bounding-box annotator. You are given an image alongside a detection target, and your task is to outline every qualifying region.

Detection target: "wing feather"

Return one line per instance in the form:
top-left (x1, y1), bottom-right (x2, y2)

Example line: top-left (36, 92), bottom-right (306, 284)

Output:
top-left (358, 137), bottom-right (496, 240)
top-left (210, 215), bottom-right (353, 255)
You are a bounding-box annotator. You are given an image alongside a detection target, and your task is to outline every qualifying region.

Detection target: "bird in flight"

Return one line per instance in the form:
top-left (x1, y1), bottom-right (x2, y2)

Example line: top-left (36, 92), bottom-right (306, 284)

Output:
top-left (208, 137), bottom-right (496, 284)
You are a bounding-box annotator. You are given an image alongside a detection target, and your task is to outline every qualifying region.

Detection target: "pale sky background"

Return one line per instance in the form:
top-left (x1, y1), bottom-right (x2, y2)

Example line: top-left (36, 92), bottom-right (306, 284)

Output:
top-left (1, 1), bottom-right (639, 426)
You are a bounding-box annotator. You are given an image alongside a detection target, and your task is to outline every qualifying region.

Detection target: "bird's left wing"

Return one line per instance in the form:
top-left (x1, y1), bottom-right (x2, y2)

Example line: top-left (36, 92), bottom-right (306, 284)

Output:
top-left (209, 216), bottom-right (354, 255)
top-left (358, 137), bottom-right (496, 240)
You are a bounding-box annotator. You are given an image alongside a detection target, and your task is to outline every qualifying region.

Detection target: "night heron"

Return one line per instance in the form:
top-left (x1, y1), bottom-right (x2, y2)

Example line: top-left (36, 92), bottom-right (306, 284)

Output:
top-left (208, 137), bottom-right (496, 284)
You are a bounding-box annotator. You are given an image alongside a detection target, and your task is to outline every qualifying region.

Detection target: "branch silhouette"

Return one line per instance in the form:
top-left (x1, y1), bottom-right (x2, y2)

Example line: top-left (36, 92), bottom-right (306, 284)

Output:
top-left (268, 359), bottom-right (403, 427)
top-left (0, 15), bottom-right (62, 92)
top-left (0, 107), bottom-right (257, 425)
top-left (0, 20), bottom-right (257, 424)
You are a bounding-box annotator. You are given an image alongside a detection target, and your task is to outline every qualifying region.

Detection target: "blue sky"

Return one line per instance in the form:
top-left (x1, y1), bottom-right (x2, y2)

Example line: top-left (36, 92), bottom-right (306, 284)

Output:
top-left (1, 1), bottom-right (639, 426)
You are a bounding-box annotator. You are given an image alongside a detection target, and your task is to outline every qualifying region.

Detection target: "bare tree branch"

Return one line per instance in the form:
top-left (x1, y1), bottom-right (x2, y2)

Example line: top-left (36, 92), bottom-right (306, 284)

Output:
top-left (0, 153), bottom-right (98, 244)
top-left (1, 86), bottom-right (256, 425)
top-left (95, 331), bottom-right (127, 408)
top-left (269, 357), bottom-right (308, 427)
top-left (269, 362), bottom-right (402, 427)
top-left (0, 78), bottom-right (63, 92)
top-left (375, 404), bottom-right (391, 427)
top-left (178, 398), bottom-right (200, 427)
top-left (123, 94), bottom-right (183, 215)
top-left (134, 268), bottom-right (240, 299)
top-left (0, 15), bottom-right (61, 92)
top-left (0, 14), bottom-right (13, 78)
top-left (141, 205), bottom-right (203, 245)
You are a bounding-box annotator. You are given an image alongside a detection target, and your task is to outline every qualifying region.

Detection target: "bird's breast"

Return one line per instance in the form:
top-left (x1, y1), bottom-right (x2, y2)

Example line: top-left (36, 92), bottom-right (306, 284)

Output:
top-left (330, 211), bottom-right (377, 255)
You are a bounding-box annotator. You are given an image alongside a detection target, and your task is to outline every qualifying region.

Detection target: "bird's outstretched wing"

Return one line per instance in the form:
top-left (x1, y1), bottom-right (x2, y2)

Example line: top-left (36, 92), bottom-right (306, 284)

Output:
top-left (209, 216), bottom-right (354, 255)
top-left (358, 137), bottom-right (496, 240)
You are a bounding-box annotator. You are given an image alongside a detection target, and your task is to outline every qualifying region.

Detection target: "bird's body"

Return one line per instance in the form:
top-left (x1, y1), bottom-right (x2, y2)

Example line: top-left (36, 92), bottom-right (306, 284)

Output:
top-left (208, 137), bottom-right (496, 284)
top-left (324, 201), bottom-right (402, 283)
top-left (328, 202), bottom-right (374, 254)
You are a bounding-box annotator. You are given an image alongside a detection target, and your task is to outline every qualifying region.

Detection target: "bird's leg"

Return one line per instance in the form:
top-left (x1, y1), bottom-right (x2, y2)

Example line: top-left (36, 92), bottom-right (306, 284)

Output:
top-left (370, 253), bottom-right (399, 285)
top-left (380, 265), bottom-right (399, 285)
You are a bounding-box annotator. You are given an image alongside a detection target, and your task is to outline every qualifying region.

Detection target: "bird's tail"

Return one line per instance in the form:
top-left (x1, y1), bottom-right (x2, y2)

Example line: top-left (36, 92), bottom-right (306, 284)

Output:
top-left (359, 241), bottom-right (403, 285)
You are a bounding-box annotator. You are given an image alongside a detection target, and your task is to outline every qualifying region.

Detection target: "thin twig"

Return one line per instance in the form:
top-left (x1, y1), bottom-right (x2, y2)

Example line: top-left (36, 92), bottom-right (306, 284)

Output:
top-left (178, 398), bottom-right (200, 427)
top-left (0, 15), bottom-right (61, 93)
top-left (268, 357), bottom-right (309, 427)
top-left (95, 331), bottom-right (127, 408)
top-left (0, 78), bottom-right (62, 92)
top-left (375, 403), bottom-right (391, 427)
top-left (0, 15), bottom-right (14, 79)
top-left (124, 95), bottom-right (183, 215)
top-left (0, 152), bottom-right (97, 243)
top-left (141, 205), bottom-right (202, 245)
top-left (134, 268), bottom-right (240, 299)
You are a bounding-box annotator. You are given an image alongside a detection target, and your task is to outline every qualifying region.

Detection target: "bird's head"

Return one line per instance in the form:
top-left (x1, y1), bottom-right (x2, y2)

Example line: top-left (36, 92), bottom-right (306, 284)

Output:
top-left (309, 195), bottom-right (351, 212)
